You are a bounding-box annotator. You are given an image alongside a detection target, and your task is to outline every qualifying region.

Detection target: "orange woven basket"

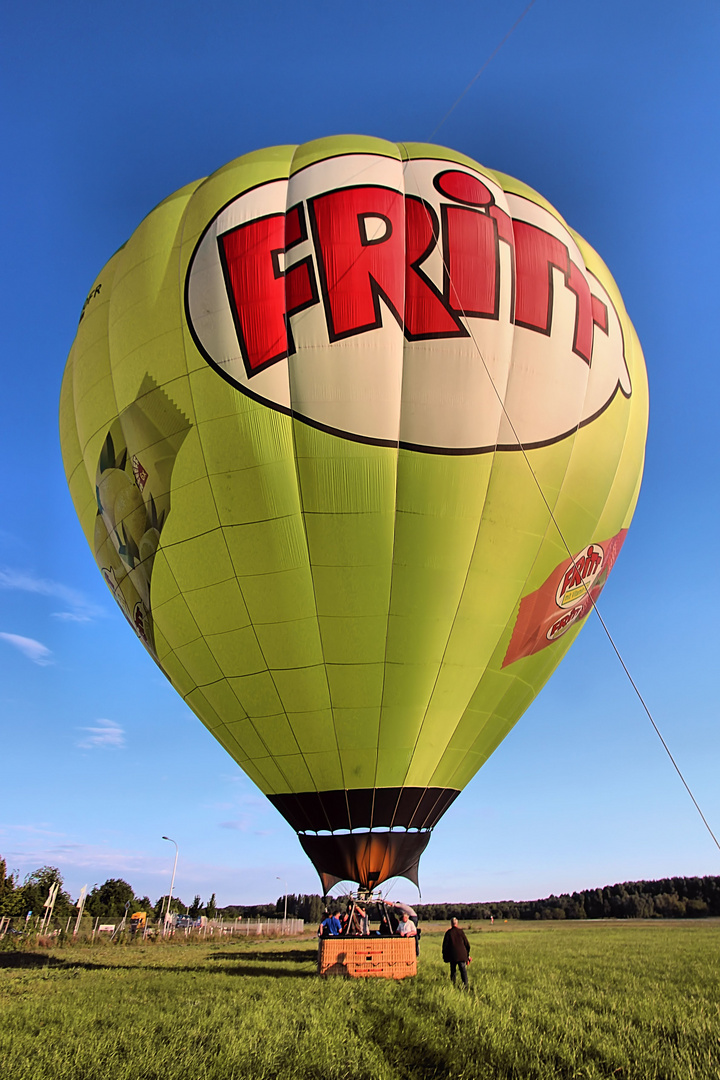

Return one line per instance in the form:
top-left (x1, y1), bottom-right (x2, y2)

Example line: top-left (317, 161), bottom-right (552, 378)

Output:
top-left (318, 936), bottom-right (417, 978)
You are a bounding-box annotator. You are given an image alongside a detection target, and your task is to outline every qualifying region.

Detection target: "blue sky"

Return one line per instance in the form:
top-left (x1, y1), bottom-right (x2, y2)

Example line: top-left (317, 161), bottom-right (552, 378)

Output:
top-left (1, 0), bottom-right (718, 908)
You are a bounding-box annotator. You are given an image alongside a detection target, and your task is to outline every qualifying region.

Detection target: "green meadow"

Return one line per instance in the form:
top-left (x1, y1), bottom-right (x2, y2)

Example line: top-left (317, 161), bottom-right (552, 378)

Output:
top-left (1, 921), bottom-right (718, 1079)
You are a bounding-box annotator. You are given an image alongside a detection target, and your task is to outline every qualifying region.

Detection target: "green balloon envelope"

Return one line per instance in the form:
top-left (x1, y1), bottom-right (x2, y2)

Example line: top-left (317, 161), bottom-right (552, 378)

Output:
top-left (60, 136), bottom-right (648, 892)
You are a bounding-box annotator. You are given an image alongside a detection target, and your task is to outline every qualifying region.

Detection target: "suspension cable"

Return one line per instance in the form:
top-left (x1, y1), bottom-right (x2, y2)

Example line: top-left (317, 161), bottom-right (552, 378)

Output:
top-left (397, 0), bottom-right (720, 856)
top-left (430, 0), bottom-right (539, 139)
top-left (400, 146), bottom-right (720, 856)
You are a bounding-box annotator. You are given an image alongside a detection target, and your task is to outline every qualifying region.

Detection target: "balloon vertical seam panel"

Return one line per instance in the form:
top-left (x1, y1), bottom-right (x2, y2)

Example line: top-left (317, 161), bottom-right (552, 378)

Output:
top-left (60, 137), bottom-right (647, 889)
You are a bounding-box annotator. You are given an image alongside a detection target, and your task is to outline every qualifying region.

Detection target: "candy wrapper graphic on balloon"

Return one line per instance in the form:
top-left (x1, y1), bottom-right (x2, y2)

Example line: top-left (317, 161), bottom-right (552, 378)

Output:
top-left (93, 377), bottom-right (190, 656)
top-left (503, 530), bottom-right (627, 666)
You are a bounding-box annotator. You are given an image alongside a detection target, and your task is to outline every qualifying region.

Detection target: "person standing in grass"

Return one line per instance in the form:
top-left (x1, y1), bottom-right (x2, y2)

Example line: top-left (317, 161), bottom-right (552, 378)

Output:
top-left (442, 917), bottom-right (471, 989)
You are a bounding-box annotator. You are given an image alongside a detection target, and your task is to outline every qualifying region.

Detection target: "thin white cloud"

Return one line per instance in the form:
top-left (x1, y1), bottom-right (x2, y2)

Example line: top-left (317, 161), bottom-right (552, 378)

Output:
top-left (220, 819), bottom-right (274, 837)
top-left (0, 632), bottom-right (53, 665)
top-left (0, 825), bottom-right (315, 905)
top-left (0, 835), bottom-right (172, 888)
top-left (77, 719), bottom-right (126, 750)
top-left (0, 567), bottom-right (104, 621)
top-left (1, 824), bottom-right (66, 838)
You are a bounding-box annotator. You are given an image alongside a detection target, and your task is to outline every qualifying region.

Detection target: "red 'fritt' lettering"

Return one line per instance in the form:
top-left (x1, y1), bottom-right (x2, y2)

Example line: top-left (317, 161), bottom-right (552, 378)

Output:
top-left (434, 170), bottom-right (494, 207)
top-left (308, 186), bottom-right (405, 341)
top-left (284, 204), bottom-right (319, 323)
top-left (285, 203), bottom-right (305, 247)
top-left (285, 255), bottom-right (317, 314)
top-left (514, 221), bottom-right (570, 337)
top-left (591, 294), bottom-right (608, 333)
top-left (218, 207), bottom-right (317, 375)
top-left (218, 213), bottom-right (288, 376)
top-left (584, 545), bottom-right (602, 577)
top-left (549, 605), bottom-right (582, 639)
top-left (404, 196), bottom-right (465, 338)
top-left (567, 259), bottom-right (593, 361)
top-left (561, 545), bottom-right (603, 595)
top-left (443, 204), bottom-right (499, 318)
top-left (562, 559), bottom-right (582, 595)
top-left (489, 204), bottom-right (514, 246)
top-left (215, 173), bottom-right (615, 376)
top-left (513, 221), bottom-right (597, 364)
top-left (434, 171), bottom-right (507, 322)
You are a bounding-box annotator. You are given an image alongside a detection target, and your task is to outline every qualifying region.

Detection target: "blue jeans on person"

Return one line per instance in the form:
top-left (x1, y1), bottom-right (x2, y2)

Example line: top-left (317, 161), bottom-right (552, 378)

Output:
top-left (450, 960), bottom-right (468, 988)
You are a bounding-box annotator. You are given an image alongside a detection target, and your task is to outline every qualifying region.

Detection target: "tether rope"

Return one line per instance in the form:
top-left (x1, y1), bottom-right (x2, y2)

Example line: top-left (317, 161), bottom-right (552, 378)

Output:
top-left (399, 143), bottom-right (720, 855)
top-left (313, 0), bottom-right (719, 891)
top-left (400, 0), bottom-right (720, 858)
top-left (429, 0), bottom-right (539, 139)
top-left (446, 283), bottom-right (719, 854)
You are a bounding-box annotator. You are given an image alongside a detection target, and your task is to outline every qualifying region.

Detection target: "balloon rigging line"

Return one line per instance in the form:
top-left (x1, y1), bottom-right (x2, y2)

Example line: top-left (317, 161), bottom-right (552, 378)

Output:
top-left (461, 318), bottom-right (720, 853)
top-left (418, 0), bottom-right (717, 854)
top-left (290, 6), bottom-right (718, 880)
top-left (429, 0), bottom-right (539, 139)
top-left (402, 154), bottom-right (720, 856)
top-left (383, 876), bottom-right (401, 902)
top-left (579, 607), bottom-right (720, 853)
top-left (290, 144), bottom-right (719, 872)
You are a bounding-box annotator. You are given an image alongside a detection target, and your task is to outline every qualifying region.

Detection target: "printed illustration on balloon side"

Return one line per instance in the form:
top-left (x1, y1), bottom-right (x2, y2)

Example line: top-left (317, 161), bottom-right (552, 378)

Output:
top-left (93, 378), bottom-right (190, 656)
top-left (502, 530), bottom-right (627, 666)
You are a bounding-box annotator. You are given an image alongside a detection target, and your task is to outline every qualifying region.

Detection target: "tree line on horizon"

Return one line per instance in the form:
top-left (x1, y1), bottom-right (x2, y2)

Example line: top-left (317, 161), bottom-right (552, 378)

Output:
top-left (0, 859), bottom-right (218, 922)
top-left (229, 876), bottom-right (720, 923)
top-left (2, 858), bottom-right (718, 922)
top-left (412, 875), bottom-right (720, 921)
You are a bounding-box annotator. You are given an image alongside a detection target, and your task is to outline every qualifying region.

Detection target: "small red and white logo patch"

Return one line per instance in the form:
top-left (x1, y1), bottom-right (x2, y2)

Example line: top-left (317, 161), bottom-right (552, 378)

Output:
top-left (546, 604), bottom-right (584, 642)
top-left (555, 544), bottom-right (605, 609)
top-left (503, 529), bottom-right (627, 667)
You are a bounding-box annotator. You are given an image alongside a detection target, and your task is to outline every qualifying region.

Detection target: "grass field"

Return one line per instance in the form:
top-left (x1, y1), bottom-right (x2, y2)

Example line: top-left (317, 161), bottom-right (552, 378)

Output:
top-left (1, 920), bottom-right (718, 1079)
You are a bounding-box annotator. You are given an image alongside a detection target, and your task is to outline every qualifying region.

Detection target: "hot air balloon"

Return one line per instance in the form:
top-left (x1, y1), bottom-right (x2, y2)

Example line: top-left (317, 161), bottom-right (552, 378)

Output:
top-left (60, 136), bottom-right (648, 894)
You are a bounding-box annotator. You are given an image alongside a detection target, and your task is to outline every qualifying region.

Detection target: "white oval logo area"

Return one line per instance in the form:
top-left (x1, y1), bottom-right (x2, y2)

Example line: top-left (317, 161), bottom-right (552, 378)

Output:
top-left (185, 154), bottom-right (631, 453)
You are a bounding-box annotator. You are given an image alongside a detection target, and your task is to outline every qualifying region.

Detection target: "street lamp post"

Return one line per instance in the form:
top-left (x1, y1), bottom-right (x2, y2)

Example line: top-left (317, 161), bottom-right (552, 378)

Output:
top-left (276, 876), bottom-right (288, 928)
top-left (162, 836), bottom-right (178, 933)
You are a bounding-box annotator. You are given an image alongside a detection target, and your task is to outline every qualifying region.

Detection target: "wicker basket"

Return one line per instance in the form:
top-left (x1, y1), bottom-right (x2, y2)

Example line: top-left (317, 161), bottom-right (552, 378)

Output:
top-left (318, 936), bottom-right (417, 978)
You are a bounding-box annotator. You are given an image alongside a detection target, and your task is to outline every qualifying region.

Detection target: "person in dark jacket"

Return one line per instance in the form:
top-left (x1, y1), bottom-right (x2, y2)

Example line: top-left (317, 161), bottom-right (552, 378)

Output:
top-left (442, 917), bottom-right (471, 989)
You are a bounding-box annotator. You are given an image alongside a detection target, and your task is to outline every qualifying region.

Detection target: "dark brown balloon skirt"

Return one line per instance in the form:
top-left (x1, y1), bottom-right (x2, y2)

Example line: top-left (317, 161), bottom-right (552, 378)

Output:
top-left (267, 787), bottom-right (460, 892)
